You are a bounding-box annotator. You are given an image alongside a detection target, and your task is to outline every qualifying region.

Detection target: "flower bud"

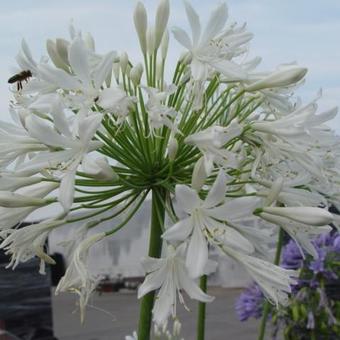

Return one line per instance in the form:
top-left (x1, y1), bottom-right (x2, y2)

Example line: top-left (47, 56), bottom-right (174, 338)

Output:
top-left (56, 38), bottom-right (70, 66)
top-left (112, 62), bottom-right (120, 83)
top-left (167, 136), bottom-right (178, 161)
top-left (120, 52), bottom-right (129, 74)
top-left (191, 157), bottom-right (207, 191)
top-left (46, 40), bottom-right (69, 71)
top-left (134, 1), bottom-right (148, 55)
top-left (147, 26), bottom-right (156, 55)
top-left (0, 191), bottom-right (52, 208)
top-left (82, 156), bottom-right (118, 181)
top-left (245, 66), bottom-right (307, 92)
top-left (260, 206), bottom-right (333, 226)
top-left (155, 0), bottom-right (170, 50)
top-left (130, 63), bottom-right (144, 86)
top-left (161, 29), bottom-right (169, 59)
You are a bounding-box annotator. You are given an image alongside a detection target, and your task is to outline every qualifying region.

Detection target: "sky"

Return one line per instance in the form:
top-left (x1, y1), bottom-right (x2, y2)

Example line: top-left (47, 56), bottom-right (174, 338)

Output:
top-left (0, 0), bottom-right (339, 128)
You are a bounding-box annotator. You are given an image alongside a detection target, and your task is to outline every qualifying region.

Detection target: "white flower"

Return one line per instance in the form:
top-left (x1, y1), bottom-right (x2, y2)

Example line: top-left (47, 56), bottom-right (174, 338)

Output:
top-left (138, 244), bottom-right (214, 326)
top-left (224, 246), bottom-right (298, 306)
top-left (0, 191), bottom-right (53, 208)
top-left (56, 232), bottom-right (106, 323)
top-left (245, 65), bottom-right (307, 92)
top-left (172, 1), bottom-right (249, 82)
top-left (185, 121), bottom-right (242, 176)
top-left (81, 156), bottom-right (118, 181)
top-left (21, 113), bottom-right (103, 211)
top-left (97, 87), bottom-right (136, 124)
top-left (0, 219), bottom-right (65, 274)
top-left (163, 170), bottom-right (258, 278)
top-left (37, 37), bottom-right (115, 107)
top-left (144, 85), bottom-right (179, 134)
top-left (155, 0), bottom-right (170, 50)
top-left (258, 211), bottom-right (332, 258)
top-left (134, 2), bottom-right (148, 55)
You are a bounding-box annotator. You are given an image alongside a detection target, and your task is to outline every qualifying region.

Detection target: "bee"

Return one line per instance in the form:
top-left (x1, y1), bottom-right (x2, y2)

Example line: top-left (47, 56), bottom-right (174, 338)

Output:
top-left (8, 70), bottom-right (32, 91)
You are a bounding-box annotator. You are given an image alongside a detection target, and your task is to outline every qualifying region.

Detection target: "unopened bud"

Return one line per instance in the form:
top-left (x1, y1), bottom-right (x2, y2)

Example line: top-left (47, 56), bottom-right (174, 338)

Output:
top-left (167, 136), bottom-right (178, 161)
top-left (0, 191), bottom-right (52, 208)
top-left (155, 0), bottom-right (170, 50)
top-left (130, 63), bottom-right (144, 86)
top-left (46, 40), bottom-right (69, 71)
top-left (147, 26), bottom-right (156, 55)
top-left (120, 52), bottom-right (129, 74)
top-left (56, 38), bottom-right (70, 66)
top-left (161, 29), bottom-right (169, 59)
top-left (245, 66), bottom-right (307, 92)
top-left (134, 2), bottom-right (148, 55)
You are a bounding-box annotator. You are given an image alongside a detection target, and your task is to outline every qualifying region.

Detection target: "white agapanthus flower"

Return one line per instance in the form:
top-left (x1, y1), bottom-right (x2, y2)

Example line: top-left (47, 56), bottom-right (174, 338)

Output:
top-left (163, 170), bottom-right (258, 278)
top-left (2, 0), bottom-right (340, 336)
top-left (56, 232), bottom-right (106, 323)
top-left (138, 244), bottom-right (214, 326)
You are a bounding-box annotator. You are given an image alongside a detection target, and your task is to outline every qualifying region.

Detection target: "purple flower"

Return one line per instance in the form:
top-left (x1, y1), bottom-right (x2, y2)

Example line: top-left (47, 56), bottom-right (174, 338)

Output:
top-left (235, 283), bottom-right (264, 321)
top-left (281, 239), bottom-right (304, 270)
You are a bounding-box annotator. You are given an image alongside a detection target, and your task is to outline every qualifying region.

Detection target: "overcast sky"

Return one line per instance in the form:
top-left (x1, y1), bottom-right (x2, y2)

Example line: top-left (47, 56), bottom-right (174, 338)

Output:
top-left (1, 0), bottom-right (339, 128)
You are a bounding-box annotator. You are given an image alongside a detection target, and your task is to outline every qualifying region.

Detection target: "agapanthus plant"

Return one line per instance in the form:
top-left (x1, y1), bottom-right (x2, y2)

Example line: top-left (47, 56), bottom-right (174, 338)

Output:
top-left (1, 0), bottom-right (340, 339)
top-left (236, 230), bottom-right (340, 339)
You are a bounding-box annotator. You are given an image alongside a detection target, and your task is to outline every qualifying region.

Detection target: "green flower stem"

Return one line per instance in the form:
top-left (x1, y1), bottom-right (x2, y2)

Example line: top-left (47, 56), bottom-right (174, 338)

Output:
top-left (257, 227), bottom-right (285, 340)
top-left (197, 274), bottom-right (208, 340)
top-left (138, 188), bottom-right (166, 340)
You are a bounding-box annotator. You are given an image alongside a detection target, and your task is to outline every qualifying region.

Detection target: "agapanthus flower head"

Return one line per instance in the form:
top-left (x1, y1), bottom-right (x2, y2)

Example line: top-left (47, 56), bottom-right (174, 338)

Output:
top-left (2, 0), bottom-right (340, 332)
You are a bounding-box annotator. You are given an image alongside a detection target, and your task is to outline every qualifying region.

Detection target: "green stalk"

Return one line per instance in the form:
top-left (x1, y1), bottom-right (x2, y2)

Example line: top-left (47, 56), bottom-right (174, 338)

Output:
top-left (197, 275), bottom-right (208, 340)
top-left (137, 189), bottom-right (166, 340)
top-left (257, 228), bottom-right (284, 340)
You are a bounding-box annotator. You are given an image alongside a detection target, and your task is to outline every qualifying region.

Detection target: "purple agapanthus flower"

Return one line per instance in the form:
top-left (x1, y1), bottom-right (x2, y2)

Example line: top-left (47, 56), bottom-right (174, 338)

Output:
top-left (281, 239), bottom-right (304, 270)
top-left (235, 283), bottom-right (264, 321)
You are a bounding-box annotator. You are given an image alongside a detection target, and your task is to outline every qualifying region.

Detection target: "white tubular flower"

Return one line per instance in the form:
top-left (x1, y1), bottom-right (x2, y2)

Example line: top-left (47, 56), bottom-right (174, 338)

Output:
top-left (185, 121), bottom-right (242, 176)
top-left (134, 1), bottom-right (148, 55)
top-left (163, 170), bottom-right (258, 278)
top-left (97, 87), bottom-right (136, 124)
top-left (130, 63), bottom-right (144, 86)
top-left (155, 0), bottom-right (170, 50)
top-left (56, 232), bottom-right (106, 323)
top-left (37, 37), bottom-right (115, 106)
top-left (0, 219), bottom-right (65, 274)
top-left (138, 244), bottom-right (214, 326)
top-left (245, 65), bottom-right (307, 92)
top-left (144, 85), bottom-right (179, 134)
top-left (0, 191), bottom-right (53, 208)
top-left (0, 181), bottom-right (58, 230)
top-left (0, 174), bottom-right (41, 191)
top-left (172, 1), bottom-right (249, 82)
top-left (21, 113), bottom-right (103, 211)
top-left (258, 211), bottom-right (332, 259)
top-left (259, 206), bottom-right (333, 226)
top-left (82, 155), bottom-right (118, 181)
top-left (225, 246), bottom-right (298, 306)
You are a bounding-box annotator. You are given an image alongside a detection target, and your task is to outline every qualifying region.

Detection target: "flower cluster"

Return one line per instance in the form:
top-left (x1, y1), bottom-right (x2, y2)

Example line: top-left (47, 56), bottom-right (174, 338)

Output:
top-left (1, 0), bottom-right (339, 331)
top-left (236, 231), bottom-right (340, 338)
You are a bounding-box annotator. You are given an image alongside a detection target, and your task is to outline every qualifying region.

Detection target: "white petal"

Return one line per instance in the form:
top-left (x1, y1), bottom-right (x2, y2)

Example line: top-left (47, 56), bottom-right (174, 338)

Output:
top-left (78, 114), bottom-right (102, 145)
top-left (137, 265), bottom-right (167, 298)
top-left (175, 184), bottom-right (200, 213)
top-left (220, 225), bottom-right (255, 254)
top-left (183, 0), bottom-right (201, 46)
top-left (38, 64), bottom-right (80, 90)
top-left (162, 217), bottom-right (193, 241)
top-left (68, 38), bottom-right (91, 85)
top-left (209, 197), bottom-right (259, 221)
top-left (25, 115), bottom-right (71, 148)
top-left (140, 256), bottom-right (164, 273)
top-left (59, 168), bottom-right (77, 212)
top-left (93, 52), bottom-right (115, 89)
top-left (171, 27), bottom-right (192, 50)
top-left (200, 3), bottom-right (228, 46)
top-left (203, 169), bottom-right (226, 209)
top-left (208, 59), bottom-right (248, 80)
top-left (191, 58), bottom-right (209, 81)
top-left (186, 225), bottom-right (208, 278)
top-left (177, 263), bottom-right (214, 302)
